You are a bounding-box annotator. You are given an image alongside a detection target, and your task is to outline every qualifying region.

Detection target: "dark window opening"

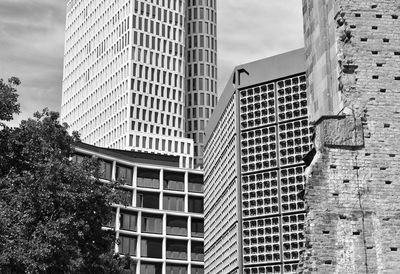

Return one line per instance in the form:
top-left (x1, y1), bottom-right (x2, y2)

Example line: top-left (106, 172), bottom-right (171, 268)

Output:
top-left (137, 191), bottom-right (159, 209)
top-left (191, 218), bottom-right (204, 238)
top-left (167, 215), bottom-right (187, 236)
top-left (164, 170), bottom-right (185, 191)
top-left (141, 238), bottom-right (162, 258)
top-left (188, 196), bottom-right (203, 213)
top-left (188, 173), bottom-right (203, 193)
top-left (142, 214), bottom-right (162, 234)
top-left (166, 239), bottom-right (187, 260)
top-left (120, 211), bottom-right (137, 231)
top-left (137, 167), bottom-right (160, 188)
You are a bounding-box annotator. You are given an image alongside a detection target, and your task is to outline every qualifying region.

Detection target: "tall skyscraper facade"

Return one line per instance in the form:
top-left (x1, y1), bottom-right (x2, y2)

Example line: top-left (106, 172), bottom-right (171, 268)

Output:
top-left (61, 0), bottom-right (217, 169)
top-left (185, 1), bottom-right (217, 167)
top-left (203, 49), bottom-right (313, 273)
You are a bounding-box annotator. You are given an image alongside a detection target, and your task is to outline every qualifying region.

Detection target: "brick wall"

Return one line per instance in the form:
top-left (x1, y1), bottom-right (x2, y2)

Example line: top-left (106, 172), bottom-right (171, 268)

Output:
top-left (301, 0), bottom-right (400, 273)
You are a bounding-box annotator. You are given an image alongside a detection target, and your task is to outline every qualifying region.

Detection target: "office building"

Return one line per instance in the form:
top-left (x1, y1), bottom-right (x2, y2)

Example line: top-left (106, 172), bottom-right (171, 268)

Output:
top-left (203, 49), bottom-right (313, 273)
top-left (185, 1), bottom-right (218, 167)
top-left (73, 142), bottom-right (204, 274)
top-left (61, 0), bottom-right (217, 168)
top-left (300, 0), bottom-right (400, 272)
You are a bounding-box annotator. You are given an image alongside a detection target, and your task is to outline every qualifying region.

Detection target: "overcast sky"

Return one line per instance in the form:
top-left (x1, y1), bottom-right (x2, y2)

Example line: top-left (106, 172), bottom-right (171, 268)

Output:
top-left (0, 0), bottom-right (304, 127)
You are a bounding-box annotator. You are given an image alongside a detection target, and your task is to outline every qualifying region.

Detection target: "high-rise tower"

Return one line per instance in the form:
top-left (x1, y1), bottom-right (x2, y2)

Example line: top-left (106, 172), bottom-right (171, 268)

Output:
top-left (61, 0), bottom-right (217, 169)
top-left (185, 1), bottom-right (217, 168)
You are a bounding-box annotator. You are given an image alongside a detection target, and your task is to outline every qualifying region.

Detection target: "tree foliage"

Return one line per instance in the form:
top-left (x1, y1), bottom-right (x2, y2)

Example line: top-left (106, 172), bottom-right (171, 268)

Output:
top-left (0, 77), bottom-right (20, 123)
top-left (0, 86), bottom-right (132, 273)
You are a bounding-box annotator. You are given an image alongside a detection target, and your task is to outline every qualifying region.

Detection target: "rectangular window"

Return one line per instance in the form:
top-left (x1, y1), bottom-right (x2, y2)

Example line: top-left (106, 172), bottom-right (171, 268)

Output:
top-left (118, 235), bottom-right (137, 256)
top-left (191, 218), bottom-right (204, 238)
top-left (120, 211), bottom-right (137, 231)
top-left (141, 238), bottom-right (162, 258)
top-left (141, 262), bottom-right (162, 274)
top-left (188, 196), bottom-right (203, 213)
top-left (99, 160), bottom-right (112, 180)
top-left (166, 239), bottom-right (187, 260)
top-left (191, 241), bottom-right (204, 261)
top-left (136, 192), bottom-right (159, 209)
top-left (116, 164), bottom-right (133, 185)
top-left (163, 194), bottom-right (184, 211)
top-left (142, 214), bottom-right (162, 234)
top-left (166, 265), bottom-right (188, 274)
top-left (167, 215), bottom-right (187, 236)
top-left (137, 168), bottom-right (160, 188)
top-left (163, 171), bottom-right (185, 191)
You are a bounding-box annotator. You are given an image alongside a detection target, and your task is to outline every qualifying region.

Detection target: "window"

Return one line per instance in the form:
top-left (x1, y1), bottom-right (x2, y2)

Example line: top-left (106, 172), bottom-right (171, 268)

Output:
top-left (116, 164), bottom-right (133, 185)
top-left (164, 170), bottom-right (185, 191)
top-left (136, 191), bottom-right (159, 209)
top-left (142, 214), bottom-right (162, 234)
top-left (191, 218), bottom-right (204, 238)
top-left (166, 265), bottom-right (188, 274)
top-left (191, 266), bottom-right (204, 274)
top-left (188, 173), bottom-right (203, 193)
top-left (141, 238), bottom-right (162, 258)
top-left (120, 211), bottom-right (137, 231)
top-left (99, 160), bottom-right (112, 180)
top-left (163, 195), bottom-right (184, 211)
top-left (191, 241), bottom-right (204, 261)
top-left (140, 262), bottom-right (162, 274)
top-left (167, 215), bottom-right (187, 236)
top-left (166, 239), bottom-right (187, 260)
top-left (188, 197), bottom-right (203, 213)
top-left (118, 235), bottom-right (137, 256)
top-left (137, 168), bottom-right (160, 188)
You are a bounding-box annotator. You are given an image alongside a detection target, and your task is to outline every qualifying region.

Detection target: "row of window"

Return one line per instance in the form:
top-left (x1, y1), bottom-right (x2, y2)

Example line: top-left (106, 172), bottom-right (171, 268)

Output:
top-left (118, 189), bottom-right (203, 213)
top-left (134, 0), bottom-right (184, 27)
top-left (110, 211), bottom-right (204, 237)
top-left (187, 20), bottom-right (216, 36)
top-left (133, 15), bottom-right (184, 43)
top-left (187, 35), bottom-right (216, 51)
top-left (117, 236), bottom-right (204, 262)
top-left (129, 135), bottom-right (192, 156)
top-left (133, 47), bottom-right (183, 74)
top-left (187, 48), bottom-right (216, 64)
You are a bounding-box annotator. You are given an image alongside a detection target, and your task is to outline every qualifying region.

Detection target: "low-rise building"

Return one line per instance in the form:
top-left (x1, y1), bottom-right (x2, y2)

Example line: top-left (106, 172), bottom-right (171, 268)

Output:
top-left (73, 142), bottom-right (204, 274)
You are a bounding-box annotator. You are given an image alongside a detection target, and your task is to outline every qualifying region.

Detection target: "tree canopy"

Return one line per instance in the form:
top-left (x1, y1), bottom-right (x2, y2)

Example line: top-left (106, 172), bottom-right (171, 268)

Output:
top-left (0, 77), bottom-right (20, 123)
top-left (0, 79), bottom-right (132, 273)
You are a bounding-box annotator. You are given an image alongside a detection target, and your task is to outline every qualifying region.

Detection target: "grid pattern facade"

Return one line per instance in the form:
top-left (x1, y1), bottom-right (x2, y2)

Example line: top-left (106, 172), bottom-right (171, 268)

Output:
top-left (239, 74), bottom-right (312, 272)
top-left (74, 145), bottom-right (204, 274)
top-left (203, 97), bottom-right (239, 273)
top-left (185, 0), bottom-right (218, 168)
top-left (62, 0), bottom-right (217, 169)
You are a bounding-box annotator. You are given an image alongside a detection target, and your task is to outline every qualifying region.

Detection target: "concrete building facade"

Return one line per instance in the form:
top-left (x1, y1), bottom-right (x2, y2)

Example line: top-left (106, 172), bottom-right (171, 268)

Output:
top-left (73, 142), bottom-right (204, 274)
top-left (300, 0), bottom-right (400, 273)
top-left (203, 49), bottom-right (313, 273)
top-left (62, 0), bottom-right (217, 168)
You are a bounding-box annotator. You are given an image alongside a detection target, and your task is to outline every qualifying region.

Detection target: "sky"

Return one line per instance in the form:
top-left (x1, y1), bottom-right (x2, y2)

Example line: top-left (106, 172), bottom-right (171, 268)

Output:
top-left (0, 0), bottom-right (304, 127)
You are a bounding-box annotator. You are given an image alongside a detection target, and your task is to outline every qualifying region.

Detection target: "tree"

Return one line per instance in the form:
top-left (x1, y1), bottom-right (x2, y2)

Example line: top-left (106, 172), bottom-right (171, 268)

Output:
top-left (0, 77), bottom-right (20, 123)
top-left (0, 84), bottom-right (131, 273)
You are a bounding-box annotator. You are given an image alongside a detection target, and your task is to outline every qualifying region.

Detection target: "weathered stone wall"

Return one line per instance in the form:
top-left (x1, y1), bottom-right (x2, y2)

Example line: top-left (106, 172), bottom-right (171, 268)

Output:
top-left (301, 0), bottom-right (400, 273)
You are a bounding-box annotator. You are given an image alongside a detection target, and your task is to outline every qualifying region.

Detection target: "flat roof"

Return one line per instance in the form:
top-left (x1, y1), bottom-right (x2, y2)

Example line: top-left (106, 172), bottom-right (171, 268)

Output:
top-left (205, 48), bottom-right (306, 145)
top-left (73, 142), bottom-right (181, 168)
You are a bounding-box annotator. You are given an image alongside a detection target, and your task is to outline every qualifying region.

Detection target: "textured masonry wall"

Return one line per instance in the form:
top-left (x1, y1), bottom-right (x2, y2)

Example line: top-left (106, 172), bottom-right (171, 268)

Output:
top-left (301, 0), bottom-right (400, 273)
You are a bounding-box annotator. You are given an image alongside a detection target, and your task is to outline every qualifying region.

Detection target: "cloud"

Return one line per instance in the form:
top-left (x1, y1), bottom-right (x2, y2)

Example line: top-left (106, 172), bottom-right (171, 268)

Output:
top-left (217, 0), bottom-right (304, 95)
top-left (0, 0), bottom-right (304, 127)
top-left (0, 0), bottom-right (65, 127)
